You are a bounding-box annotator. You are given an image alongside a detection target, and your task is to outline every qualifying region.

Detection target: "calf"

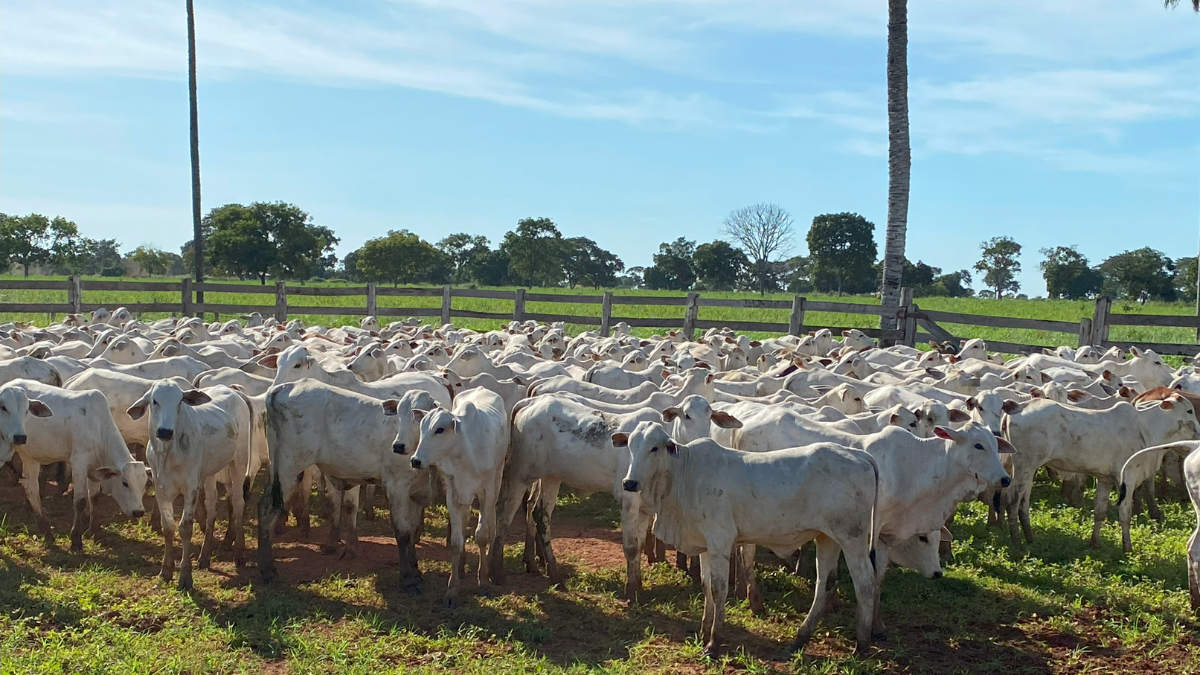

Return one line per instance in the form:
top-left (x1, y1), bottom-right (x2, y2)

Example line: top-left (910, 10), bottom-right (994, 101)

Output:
top-left (0, 383), bottom-right (53, 463)
top-left (128, 382), bottom-right (252, 589)
top-left (616, 422), bottom-right (879, 657)
top-left (10, 379), bottom-right (147, 551)
top-left (409, 388), bottom-right (509, 606)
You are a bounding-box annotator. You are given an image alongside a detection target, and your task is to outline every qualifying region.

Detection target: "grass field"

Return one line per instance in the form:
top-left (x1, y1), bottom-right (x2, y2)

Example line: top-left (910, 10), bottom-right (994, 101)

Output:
top-left (1, 478), bottom-right (1197, 674)
top-left (2, 275), bottom-right (1199, 350)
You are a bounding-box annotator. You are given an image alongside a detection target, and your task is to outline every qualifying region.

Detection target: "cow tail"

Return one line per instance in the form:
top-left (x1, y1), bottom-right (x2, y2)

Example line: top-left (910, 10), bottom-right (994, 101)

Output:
top-left (866, 454), bottom-right (881, 574)
top-left (231, 386), bottom-right (256, 500)
top-left (1118, 442), bottom-right (1192, 506)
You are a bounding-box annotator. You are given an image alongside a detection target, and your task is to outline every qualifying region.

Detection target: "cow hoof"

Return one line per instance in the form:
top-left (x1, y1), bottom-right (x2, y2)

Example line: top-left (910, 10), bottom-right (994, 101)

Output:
top-left (260, 570), bottom-right (277, 584)
top-left (178, 577), bottom-right (193, 592)
top-left (702, 645), bottom-right (720, 660)
top-left (402, 584), bottom-right (422, 596)
top-left (319, 545), bottom-right (339, 556)
top-left (339, 549), bottom-right (357, 561)
top-left (70, 540), bottom-right (83, 553)
top-left (444, 596), bottom-right (458, 609)
top-left (477, 586), bottom-right (493, 598)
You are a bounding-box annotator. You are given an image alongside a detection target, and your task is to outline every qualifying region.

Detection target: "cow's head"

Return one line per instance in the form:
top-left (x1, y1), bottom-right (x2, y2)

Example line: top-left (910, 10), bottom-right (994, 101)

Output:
top-left (0, 385), bottom-right (52, 462)
top-left (383, 390), bottom-right (439, 457)
top-left (660, 395), bottom-right (741, 444)
top-left (887, 527), bottom-right (952, 579)
top-left (409, 406), bottom-right (458, 470)
top-left (615, 421), bottom-right (678, 493)
top-left (127, 380), bottom-right (211, 443)
top-left (933, 422), bottom-right (1013, 490)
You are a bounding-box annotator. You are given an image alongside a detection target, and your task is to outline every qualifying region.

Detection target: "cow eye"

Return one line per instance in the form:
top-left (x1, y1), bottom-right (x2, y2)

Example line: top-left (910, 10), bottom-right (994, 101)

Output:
top-left (0, 406), bottom-right (6, 412)
top-left (650, 446), bottom-right (658, 453)
top-left (435, 428), bottom-right (444, 434)
top-left (918, 535), bottom-right (929, 543)
top-left (974, 443), bottom-right (984, 450)
top-left (122, 481), bottom-right (129, 488)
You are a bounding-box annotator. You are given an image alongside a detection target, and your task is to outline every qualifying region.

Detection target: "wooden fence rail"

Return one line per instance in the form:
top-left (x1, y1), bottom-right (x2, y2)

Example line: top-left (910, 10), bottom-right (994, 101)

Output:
top-left (1, 278), bottom-right (1197, 356)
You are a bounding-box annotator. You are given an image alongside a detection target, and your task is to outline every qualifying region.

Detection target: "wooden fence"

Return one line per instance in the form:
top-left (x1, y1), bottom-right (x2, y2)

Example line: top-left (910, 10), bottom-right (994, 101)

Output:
top-left (1, 277), bottom-right (1197, 356)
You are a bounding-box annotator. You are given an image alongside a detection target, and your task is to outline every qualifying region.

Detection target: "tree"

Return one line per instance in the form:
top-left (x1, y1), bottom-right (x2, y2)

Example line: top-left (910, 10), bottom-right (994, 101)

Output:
top-left (1164, 1), bottom-right (1199, 12)
top-left (807, 212), bottom-right (878, 295)
top-left (437, 233), bottom-right (491, 284)
top-left (501, 217), bottom-right (565, 287)
top-left (692, 241), bottom-right (748, 291)
top-left (204, 202), bottom-right (337, 283)
top-left (931, 270), bottom-right (973, 298)
top-left (1098, 247), bottom-right (1176, 301)
top-left (643, 238), bottom-right (696, 291)
top-left (355, 230), bottom-right (449, 287)
top-left (879, 0), bottom-right (911, 327)
top-left (1175, 257), bottom-right (1197, 303)
top-left (1039, 246), bottom-right (1103, 300)
top-left (0, 213), bottom-right (54, 276)
top-left (562, 237), bottom-right (624, 289)
top-left (784, 255), bottom-right (813, 293)
top-left (127, 246), bottom-right (181, 277)
top-left (721, 203), bottom-right (795, 294)
top-left (974, 237), bottom-right (1022, 299)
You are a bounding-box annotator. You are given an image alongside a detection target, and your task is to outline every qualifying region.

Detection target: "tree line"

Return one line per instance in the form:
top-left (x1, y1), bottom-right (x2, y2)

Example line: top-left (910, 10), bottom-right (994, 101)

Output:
top-left (1, 204), bottom-right (1194, 303)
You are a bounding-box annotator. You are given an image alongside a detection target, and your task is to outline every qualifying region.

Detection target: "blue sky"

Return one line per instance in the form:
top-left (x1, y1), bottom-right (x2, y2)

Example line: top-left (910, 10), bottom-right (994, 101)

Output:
top-left (1, 0), bottom-right (1197, 295)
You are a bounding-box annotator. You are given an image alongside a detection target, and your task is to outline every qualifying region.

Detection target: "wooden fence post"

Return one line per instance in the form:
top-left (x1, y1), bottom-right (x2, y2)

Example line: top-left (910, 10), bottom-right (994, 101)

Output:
top-left (1078, 317), bottom-right (1093, 348)
top-left (900, 287), bottom-right (917, 347)
top-left (441, 285), bottom-right (453, 326)
top-left (68, 276), bottom-right (82, 315)
top-left (181, 278), bottom-right (193, 318)
top-left (274, 281), bottom-right (288, 322)
top-left (513, 288), bottom-right (526, 323)
top-left (683, 292), bottom-right (699, 341)
top-left (788, 296), bottom-right (805, 337)
top-left (600, 291), bottom-right (614, 337)
top-left (1091, 296), bottom-right (1111, 346)
top-left (366, 283), bottom-right (377, 319)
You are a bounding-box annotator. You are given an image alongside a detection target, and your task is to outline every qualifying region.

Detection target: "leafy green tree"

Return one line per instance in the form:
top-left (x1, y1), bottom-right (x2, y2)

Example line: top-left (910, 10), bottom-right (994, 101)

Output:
top-left (1, 213), bottom-right (53, 276)
top-left (784, 255), bottom-right (813, 293)
top-left (931, 270), bottom-right (973, 297)
top-left (127, 246), bottom-right (181, 277)
top-left (974, 236), bottom-right (1022, 299)
top-left (1039, 246), bottom-right (1102, 300)
top-left (643, 238), bottom-right (696, 291)
top-left (437, 233), bottom-right (492, 284)
top-left (807, 212), bottom-right (878, 295)
top-left (563, 237), bottom-right (624, 289)
top-left (692, 241), bottom-right (748, 291)
top-left (1098, 247), bottom-right (1176, 301)
top-left (1175, 257), bottom-right (1197, 303)
top-left (205, 202), bottom-right (337, 284)
top-left (355, 230), bottom-right (449, 286)
top-left (63, 238), bottom-right (125, 276)
top-left (501, 217), bottom-right (565, 287)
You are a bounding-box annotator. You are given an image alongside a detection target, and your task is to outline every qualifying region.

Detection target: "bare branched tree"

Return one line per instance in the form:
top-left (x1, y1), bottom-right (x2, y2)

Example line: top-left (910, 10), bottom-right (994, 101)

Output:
top-left (721, 203), bottom-right (795, 295)
top-left (1163, 0), bottom-right (1199, 12)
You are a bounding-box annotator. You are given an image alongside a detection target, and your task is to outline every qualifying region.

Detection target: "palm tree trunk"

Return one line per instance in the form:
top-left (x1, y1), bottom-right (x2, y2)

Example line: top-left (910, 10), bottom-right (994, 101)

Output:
top-left (879, 0), bottom-right (910, 331)
top-left (187, 0), bottom-right (204, 308)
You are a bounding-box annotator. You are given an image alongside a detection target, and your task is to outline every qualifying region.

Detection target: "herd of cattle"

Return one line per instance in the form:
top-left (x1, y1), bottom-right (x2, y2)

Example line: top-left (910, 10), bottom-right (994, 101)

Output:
top-left (2, 307), bottom-right (1199, 657)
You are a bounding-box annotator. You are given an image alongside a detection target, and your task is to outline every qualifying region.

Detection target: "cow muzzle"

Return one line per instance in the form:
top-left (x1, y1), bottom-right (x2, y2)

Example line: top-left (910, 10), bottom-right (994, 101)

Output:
top-left (131, 509), bottom-right (145, 518)
top-left (622, 479), bottom-right (639, 492)
top-left (410, 458), bottom-right (423, 469)
top-left (12, 434), bottom-right (27, 445)
top-left (156, 428), bottom-right (174, 440)
top-left (393, 443), bottom-right (406, 455)
top-left (999, 476), bottom-right (1012, 488)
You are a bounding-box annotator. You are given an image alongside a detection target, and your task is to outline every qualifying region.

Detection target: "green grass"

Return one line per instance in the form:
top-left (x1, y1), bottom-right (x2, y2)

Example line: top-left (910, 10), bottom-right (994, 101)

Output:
top-left (1, 479), bottom-right (1197, 674)
top-left (3, 275), bottom-right (1198, 350)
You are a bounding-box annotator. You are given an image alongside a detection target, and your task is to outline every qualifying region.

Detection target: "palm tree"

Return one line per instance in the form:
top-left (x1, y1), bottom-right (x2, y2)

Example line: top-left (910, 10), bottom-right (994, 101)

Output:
top-left (1163, 1), bottom-right (1199, 11)
top-left (187, 0), bottom-right (204, 305)
top-left (879, 0), bottom-right (909, 331)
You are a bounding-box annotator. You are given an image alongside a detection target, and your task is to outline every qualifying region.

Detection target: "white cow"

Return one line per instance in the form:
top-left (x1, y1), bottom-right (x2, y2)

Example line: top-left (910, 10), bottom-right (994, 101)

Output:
top-left (409, 388), bottom-right (509, 606)
top-left (1002, 397), bottom-right (1200, 549)
top-left (128, 382), bottom-right (252, 589)
top-left (0, 383), bottom-right (53, 463)
top-left (10, 379), bottom-right (148, 551)
top-left (64, 370), bottom-right (193, 451)
top-left (0, 356), bottom-right (63, 387)
top-left (616, 422), bottom-right (880, 657)
top-left (272, 345), bottom-right (452, 407)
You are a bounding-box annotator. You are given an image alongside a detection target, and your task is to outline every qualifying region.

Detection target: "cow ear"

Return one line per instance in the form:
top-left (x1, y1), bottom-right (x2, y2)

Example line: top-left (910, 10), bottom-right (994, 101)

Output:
top-left (127, 392), bottom-right (151, 420)
top-left (666, 440), bottom-right (679, 456)
top-left (839, 388), bottom-right (849, 401)
top-left (181, 389), bottom-right (212, 406)
top-left (381, 399), bottom-right (400, 416)
top-left (709, 411), bottom-right (740, 429)
top-left (1129, 346), bottom-right (1143, 357)
top-left (750, 341), bottom-right (761, 347)
top-left (27, 399), bottom-right (53, 418)
top-left (611, 433), bottom-right (629, 448)
top-left (995, 437), bottom-right (1016, 454)
top-left (940, 526), bottom-right (954, 542)
top-left (661, 407), bottom-right (681, 423)
top-left (1067, 390), bottom-right (1089, 402)
top-left (841, 330), bottom-right (851, 337)
top-left (412, 408), bottom-right (428, 421)
top-left (889, 414), bottom-right (903, 427)
top-left (259, 354), bottom-right (280, 369)
top-left (89, 466), bottom-right (120, 481)
top-left (1001, 400), bottom-right (1022, 414)
top-left (965, 397), bottom-right (978, 410)
top-left (1030, 387), bottom-right (1043, 398)
top-left (704, 373), bottom-right (714, 384)
top-left (948, 409), bottom-right (972, 423)
top-left (1160, 399), bottom-right (1176, 410)
top-left (933, 426), bottom-right (965, 443)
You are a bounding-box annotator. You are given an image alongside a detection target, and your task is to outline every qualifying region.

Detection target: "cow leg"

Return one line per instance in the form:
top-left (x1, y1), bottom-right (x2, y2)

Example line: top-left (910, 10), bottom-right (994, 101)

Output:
top-left (795, 541), bottom-right (816, 580)
top-left (490, 473), bottom-right (531, 583)
top-left (697, 552), bottom-right (714, 649)
top-left (1090, 478), bottom-right (1112, 549)
top-left (361, 483), bottom-right (377, 521)
top-left (444, 497), bottom-right (471, 608)
top-left (641, 520), bottom-right (658, 564)
top-left (870, 544), bottom-right (892, 636)
top-left (845, 539), bottom-right (879, 656)
top-left (1018, 488), bottom-right (1035, 544)
top-left (1189, 528), bottom-right (1200, 612)
top-left (1142, 481), bottom-right (1164, 522)
top-left (533, 480), bottom-right (563, 588)
top-left (619, 495), bottom-right (648, 602)
top-left (321, 480), bottom-right (345, 555)
top-left (69, 489), bottom-right (89, 553)
top-left (386, 488), bottom-right (424, 594)
top-left (197, 476), bottom-right (220, 570)
top-left (230, 472), bottom-right (248, 568)
top-left (158, 490), bottom-right (178, 583)
top-left (178, 482), bottom-right (200, 591)
top-left (20, 458), bottom-right (53, 545)
top-left (741, 544), bottom-right (765, 617)
top-left (339, 486), bottom-right (360, 561)
top-left (294, 468), bottom-right (314, 539)
top-left (474, 486), bottom-right (499, 597)
top-left (790, 534), bottom-right (841, 654)
top-left (702, 544), bottom-right (732, 658)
